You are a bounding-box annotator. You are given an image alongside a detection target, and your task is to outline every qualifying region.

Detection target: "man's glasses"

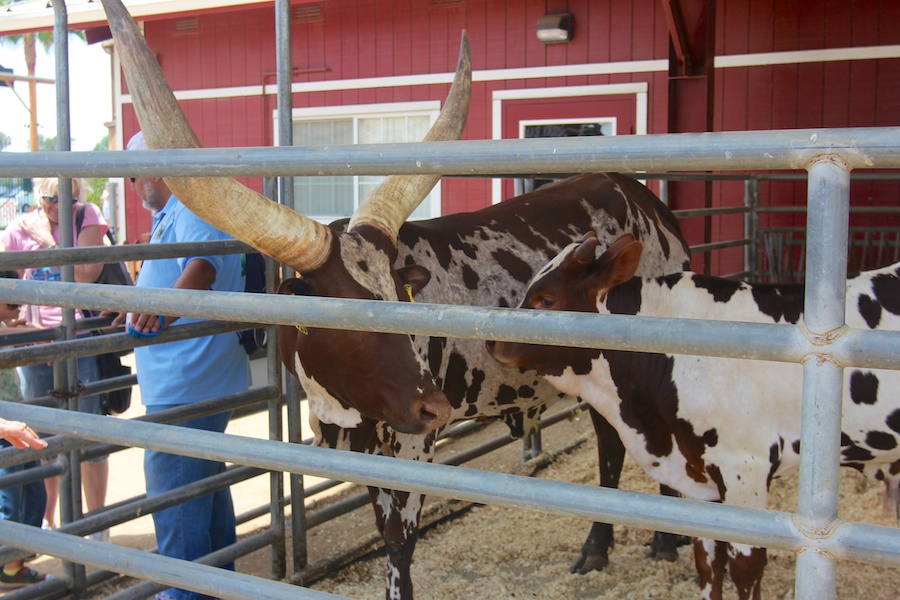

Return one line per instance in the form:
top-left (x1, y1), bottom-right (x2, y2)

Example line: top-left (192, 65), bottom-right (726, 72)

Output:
top-left (40, 195), bottom-right (59, 204)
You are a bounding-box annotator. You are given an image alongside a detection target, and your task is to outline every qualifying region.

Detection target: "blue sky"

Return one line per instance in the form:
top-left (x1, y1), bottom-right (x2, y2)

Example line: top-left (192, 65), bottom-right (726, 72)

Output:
top-left (0, 35), bottom-right (112, 152)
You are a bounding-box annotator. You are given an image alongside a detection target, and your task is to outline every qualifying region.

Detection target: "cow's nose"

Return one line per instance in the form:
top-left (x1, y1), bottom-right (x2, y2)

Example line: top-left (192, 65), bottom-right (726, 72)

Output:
top-left (418, 391), bottom-right (451, 431)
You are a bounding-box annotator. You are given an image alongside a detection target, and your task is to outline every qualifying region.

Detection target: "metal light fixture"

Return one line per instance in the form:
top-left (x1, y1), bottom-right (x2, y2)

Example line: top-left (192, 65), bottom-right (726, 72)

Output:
top-left (536, 13), bottom-right (573, 44)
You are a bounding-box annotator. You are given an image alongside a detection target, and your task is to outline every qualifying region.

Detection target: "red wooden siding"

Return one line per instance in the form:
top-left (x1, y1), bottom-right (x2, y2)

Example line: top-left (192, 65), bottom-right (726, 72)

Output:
top-left (119, 0), bottom-right (899, 279)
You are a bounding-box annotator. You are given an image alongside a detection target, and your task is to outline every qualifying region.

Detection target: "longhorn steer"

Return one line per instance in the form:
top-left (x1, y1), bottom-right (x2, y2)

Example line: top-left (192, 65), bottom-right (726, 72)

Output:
top-left (101, 1), bottom-right (690, 597)
top-left (488, 232), bottom-right (900, 600)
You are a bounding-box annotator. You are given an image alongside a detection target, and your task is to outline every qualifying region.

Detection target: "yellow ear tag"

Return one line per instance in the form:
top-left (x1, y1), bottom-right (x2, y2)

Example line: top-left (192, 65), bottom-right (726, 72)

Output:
top-left (404, 283), bottom-right (416, 303)
top-left (288, 290), bottom-right (309, 334)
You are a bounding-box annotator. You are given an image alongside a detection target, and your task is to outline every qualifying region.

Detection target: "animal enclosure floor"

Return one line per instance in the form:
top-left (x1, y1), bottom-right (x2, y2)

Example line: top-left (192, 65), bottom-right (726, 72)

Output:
top-left (305, 412), bottom-right (900, 600)
top-left (15, 389), bottom-right (900, 599)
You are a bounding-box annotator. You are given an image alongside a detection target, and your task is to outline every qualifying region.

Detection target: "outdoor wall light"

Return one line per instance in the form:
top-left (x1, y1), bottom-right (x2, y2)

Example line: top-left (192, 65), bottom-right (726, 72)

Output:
top-left (536, 13), bottom-right (573, 44)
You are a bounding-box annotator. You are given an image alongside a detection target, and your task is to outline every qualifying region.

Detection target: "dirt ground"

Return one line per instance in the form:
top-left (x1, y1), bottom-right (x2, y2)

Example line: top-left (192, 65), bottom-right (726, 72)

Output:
top-left (14, 355), bottom-right (900, 599)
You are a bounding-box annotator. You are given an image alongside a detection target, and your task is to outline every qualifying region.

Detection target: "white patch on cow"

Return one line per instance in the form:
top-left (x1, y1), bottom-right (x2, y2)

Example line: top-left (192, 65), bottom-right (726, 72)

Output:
top-left (399, 492), bottom-right (423, 530)
top-left (547, 359), bottom-right (723, 502)
top-left (374, 488), bottom-right (393, 522)
top-left (341, 234), bottom-right (400, 300)
top-left (392, 432), bottom-right (430, 459)
top-left (697, 538), bottom-right (718, 600)
top-left (387, 564), bottom-right (401, 600)
top-left (727, 543), bottom-right (756, 559)
top-left (294, 355), bottom-right (363, 428)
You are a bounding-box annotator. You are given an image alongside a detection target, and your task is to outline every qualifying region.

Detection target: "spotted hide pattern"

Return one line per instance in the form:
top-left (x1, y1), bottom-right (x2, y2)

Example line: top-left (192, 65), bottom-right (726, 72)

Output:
top-left (305, 174), bottom-right (690, 599)
top-left (489, 235), bottom-right (900, 600)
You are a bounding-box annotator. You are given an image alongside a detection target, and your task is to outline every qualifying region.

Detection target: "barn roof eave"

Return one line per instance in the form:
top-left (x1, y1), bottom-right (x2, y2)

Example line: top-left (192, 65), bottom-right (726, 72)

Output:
top-left (0, 0), bottom-right (273, 35)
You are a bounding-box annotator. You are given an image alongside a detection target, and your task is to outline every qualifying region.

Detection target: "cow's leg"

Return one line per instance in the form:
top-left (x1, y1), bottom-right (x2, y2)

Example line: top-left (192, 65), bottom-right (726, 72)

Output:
top-left (693, 538), bottom-right (727, 600)
top-left (727, 543), bottom-right (766, 600)
top-left (569, 406), bottom-right (624, 573)
top-left (646, 484), bottom-right (690, 561)
top-left (368, 486), bottom-right (423, 600)
top-left (572, 407), bottom-right (684, 573)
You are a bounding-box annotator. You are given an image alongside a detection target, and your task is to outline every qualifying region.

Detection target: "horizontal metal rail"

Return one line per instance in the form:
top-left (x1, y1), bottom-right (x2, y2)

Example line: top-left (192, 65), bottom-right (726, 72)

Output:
top-left (2, 402), bottom-right (898, 570)
top-left (0, 465), bottom-right (265, 566)
top-left (0, 319), bottom-right (261, 369)
top-left (1, 127), bottom-right (899, 178)
top-left (0, 239), bottom-right (255, 270)
top-left (0, 520), bottom-right (335, 600)
top-left (0, 279), bottom-right (895, 370)
top-left (0, 386), bottom-right (278, 470)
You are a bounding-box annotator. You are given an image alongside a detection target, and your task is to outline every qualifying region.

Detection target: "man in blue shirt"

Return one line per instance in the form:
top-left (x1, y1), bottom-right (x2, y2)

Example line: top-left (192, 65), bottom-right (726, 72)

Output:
top-left (116, 131), bottom-right (250, 600)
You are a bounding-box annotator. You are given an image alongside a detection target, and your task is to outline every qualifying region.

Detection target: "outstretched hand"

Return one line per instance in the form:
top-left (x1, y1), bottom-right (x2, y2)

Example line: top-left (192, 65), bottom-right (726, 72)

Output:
top-left (0, 418), bottom-right (48, 450)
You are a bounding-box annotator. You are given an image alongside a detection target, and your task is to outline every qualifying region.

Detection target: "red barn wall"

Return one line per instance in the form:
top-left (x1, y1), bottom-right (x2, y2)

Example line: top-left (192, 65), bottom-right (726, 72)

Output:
top-left (119, 0), bottom-right (899, 278)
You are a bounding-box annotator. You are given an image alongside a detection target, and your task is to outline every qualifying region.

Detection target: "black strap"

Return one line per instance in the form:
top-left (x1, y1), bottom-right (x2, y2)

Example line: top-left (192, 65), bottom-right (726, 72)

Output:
top-left (75, 202), bottom-right (116, 245)
top-left (75, 203), bottom-right (86, 235)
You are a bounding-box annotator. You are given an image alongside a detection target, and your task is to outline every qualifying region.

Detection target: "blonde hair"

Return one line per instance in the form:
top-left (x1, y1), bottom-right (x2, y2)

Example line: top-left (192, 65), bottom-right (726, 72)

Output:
top-left (34, 177), bottom-right (88, 203)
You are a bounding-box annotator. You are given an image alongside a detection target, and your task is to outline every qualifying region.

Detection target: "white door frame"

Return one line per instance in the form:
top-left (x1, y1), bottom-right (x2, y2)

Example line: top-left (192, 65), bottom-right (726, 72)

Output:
top-left (490, 82), bottom-right (648, 203)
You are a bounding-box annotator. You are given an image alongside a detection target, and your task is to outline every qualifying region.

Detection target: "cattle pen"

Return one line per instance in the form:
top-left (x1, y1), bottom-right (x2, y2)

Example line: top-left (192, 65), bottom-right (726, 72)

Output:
top-left (1, 3), bottom-right (900, 600)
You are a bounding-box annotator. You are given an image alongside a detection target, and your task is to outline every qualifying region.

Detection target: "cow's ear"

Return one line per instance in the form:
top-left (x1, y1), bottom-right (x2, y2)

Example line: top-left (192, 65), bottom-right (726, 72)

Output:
top-left (592, 237), bottom-right (643, 292)
top-left (607, 240), bottom-right (643, 286)
top-left (278, 277), bottom-right (315, 297)
top-left (397, 265), bottom-right (432, 297)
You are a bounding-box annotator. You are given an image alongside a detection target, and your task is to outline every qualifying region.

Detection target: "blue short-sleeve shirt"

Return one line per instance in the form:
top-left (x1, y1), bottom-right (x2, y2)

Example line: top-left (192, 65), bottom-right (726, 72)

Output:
top-left (134, 195), bottom-right (250, 406)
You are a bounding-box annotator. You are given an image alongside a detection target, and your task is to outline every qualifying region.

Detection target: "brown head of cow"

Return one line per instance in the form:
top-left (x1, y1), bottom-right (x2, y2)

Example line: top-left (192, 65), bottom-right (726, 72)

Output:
top-left (101, 0), bottom-right (469, 433)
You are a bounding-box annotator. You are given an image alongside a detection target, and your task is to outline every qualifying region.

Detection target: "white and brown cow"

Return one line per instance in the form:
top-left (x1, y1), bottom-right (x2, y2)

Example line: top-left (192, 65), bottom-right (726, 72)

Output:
top-left (101, 1), bottom-right (691, 597)
top-left (488, 231), bottom-right (900, 600)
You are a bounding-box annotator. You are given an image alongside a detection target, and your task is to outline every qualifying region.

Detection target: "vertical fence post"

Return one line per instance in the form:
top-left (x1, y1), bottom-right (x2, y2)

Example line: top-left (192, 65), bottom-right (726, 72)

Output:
top-left (273, 0), bottom-right (308, 573)
top-left (745, 176), bottom-right (760, 280)
top-left (794, 158), bottom-right (851, 600)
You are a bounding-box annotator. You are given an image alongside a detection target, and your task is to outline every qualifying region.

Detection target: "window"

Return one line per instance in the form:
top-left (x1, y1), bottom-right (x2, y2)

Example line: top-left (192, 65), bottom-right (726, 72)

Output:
top-left (288, 102), bottom-right (442, 222)
top-left (517, 119), bottom-right (616, 194)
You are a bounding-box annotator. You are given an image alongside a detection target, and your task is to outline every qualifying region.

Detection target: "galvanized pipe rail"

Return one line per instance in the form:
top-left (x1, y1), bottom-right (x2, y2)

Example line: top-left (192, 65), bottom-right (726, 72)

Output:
top-left (0, 387), bottom-right (278, 470)
top-left (0, 278), bottom-right (895, 371)
top-left (2, 403), bottom-right (899, 577)
top-left (1, 127), bottom-right (898, 177)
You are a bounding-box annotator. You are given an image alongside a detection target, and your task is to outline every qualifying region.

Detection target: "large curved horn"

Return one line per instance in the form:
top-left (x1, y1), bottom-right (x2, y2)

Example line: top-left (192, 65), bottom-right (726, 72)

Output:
top-left (102, 0), bottom-right (333, 272)
top-left (348, 31), bottom-right (472, 241)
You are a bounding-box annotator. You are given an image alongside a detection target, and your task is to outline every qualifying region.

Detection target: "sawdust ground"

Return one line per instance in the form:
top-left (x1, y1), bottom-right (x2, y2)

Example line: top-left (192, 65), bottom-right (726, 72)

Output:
top-left (13, 370), bottom-right (900, 599)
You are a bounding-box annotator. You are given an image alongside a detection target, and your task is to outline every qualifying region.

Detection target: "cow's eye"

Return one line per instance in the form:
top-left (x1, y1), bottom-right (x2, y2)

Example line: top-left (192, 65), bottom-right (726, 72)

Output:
top-left (537, 296), bottom-right (555, 309)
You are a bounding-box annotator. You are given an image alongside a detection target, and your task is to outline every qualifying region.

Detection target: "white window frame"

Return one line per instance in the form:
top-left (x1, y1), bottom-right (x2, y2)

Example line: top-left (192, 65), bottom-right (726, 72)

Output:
top-left (275, 101), bottom-right (442, 223)
top-left (518, 117), bottom-right (618, 139)
top-left (491, 82), bottom-right (648, 204)
top-left (514, 118), bottom-right (619, 195)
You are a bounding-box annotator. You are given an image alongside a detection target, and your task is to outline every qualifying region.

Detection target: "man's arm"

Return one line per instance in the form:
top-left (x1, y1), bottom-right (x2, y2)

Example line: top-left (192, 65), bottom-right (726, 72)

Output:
top-left (114, 258), bottom-right (217, 334)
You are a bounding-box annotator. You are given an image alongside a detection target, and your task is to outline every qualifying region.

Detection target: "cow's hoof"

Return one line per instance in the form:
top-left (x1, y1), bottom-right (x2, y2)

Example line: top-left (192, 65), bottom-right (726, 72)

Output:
top-left (646, 546), bottom-right (679, 562)
top-left (645, 533), bottom-right (692, 562)
top-left (569, 553), bottom-right (610, 574)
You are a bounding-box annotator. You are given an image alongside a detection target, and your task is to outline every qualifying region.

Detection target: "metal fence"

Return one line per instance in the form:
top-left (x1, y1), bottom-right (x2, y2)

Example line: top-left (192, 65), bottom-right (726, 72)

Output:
top-left (2, 135), bottom-right (900, 600)
top-left (0, 2), bottom-right (898, 599)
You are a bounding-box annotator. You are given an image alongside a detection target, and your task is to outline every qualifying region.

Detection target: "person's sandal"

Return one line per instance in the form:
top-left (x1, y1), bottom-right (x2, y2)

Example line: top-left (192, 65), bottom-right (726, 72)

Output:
top-left (0, 566), bottom-right (49, 589)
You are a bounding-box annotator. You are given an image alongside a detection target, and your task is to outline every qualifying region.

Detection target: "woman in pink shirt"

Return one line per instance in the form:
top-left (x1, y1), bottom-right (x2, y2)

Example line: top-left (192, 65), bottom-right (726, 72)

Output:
top-left (0, 177), bottom-right (111, 545)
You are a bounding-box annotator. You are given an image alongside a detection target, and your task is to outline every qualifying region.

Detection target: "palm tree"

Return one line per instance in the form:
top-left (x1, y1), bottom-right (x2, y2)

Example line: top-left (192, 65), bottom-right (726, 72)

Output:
top-left (0, 0), bottom-right (86, 151)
